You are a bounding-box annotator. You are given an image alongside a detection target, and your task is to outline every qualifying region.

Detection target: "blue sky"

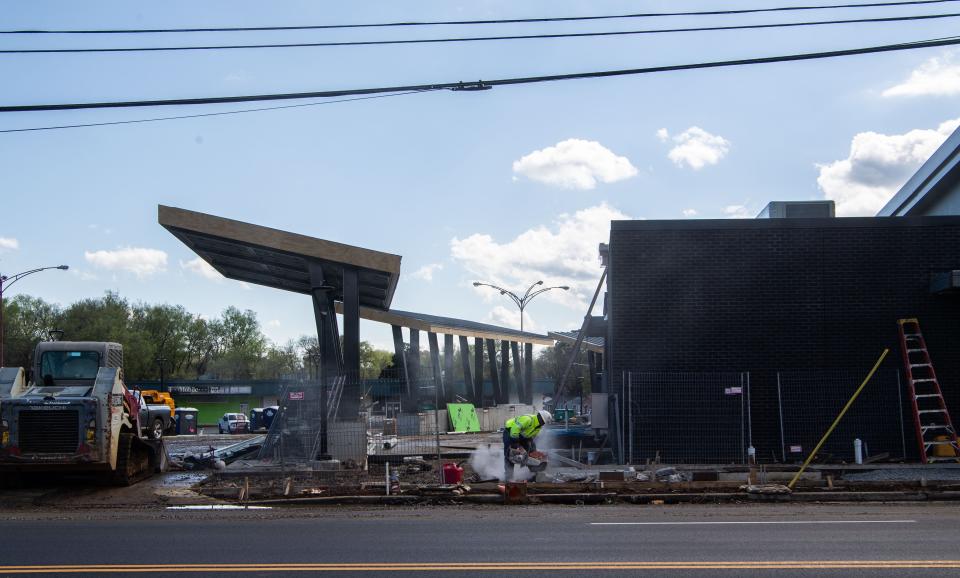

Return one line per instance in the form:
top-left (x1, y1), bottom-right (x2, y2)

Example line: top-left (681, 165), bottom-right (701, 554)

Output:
top-left (2, 1), bottom-right (959, 351)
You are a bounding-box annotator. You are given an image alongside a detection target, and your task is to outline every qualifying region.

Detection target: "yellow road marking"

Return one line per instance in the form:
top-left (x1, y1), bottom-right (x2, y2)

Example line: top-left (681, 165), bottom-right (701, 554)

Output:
top-left (1, 561), bottom-right (960, 573)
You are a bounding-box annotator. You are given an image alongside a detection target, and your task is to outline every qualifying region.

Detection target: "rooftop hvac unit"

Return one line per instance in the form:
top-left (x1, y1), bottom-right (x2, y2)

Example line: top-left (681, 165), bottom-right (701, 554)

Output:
top-left (757, 201), bottom-right (836, 219)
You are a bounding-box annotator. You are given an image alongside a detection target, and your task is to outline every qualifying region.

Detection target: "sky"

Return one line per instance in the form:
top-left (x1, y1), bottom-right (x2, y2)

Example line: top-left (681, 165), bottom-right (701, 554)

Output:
top-left (2, 1), bottom-right (960, 352)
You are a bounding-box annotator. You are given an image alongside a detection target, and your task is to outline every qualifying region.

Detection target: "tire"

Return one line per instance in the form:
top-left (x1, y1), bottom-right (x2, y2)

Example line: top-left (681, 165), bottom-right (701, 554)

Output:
top-left (151, 418), bottom-right (164, 440)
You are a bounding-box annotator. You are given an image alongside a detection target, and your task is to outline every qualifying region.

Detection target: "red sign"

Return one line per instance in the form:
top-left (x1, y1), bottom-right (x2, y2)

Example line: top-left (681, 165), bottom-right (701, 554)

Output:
top-left (288, 391), bottom-right (304, 401)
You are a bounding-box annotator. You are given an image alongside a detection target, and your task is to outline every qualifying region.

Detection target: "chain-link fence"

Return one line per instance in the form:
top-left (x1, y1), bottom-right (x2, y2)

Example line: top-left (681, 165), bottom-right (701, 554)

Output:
top-left (623, 372), bottom-right (749, 464)
top-left (621, 368), bottom-right (910, 465)
top-left (777, 369), bottom-right (907, 464)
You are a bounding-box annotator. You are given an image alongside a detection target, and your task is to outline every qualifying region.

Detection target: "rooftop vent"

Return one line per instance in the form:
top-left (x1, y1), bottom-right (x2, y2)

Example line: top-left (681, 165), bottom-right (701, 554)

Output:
top-left (757, 201), bottom-right (835, 219)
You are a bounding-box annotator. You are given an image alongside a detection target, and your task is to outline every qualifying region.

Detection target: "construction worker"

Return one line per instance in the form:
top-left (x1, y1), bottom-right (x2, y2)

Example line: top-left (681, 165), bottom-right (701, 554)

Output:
top-left (503, 409), bottom-right (553, 481)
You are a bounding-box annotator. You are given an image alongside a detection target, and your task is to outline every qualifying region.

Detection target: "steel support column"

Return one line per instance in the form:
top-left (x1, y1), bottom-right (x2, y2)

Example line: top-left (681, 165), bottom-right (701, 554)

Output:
top-left (443, 334), bottom-right (455, 404)
top-left (500, 340), bottom-right (511, 405)
top-left (510, 342), bottom-right (522, 404)
top-left (458, 336), bottom-right (473, 404)
top-left (408, 328), bottom-right (421, 386)
top-left (524, 342), bottom-right (533, 405)
top-left (341, 267), bottom-right (360, 382)
top-left (391, 325), bottom-right (411, 400)
top-left (486, 339), bottom-right (501, 405)
top-left (308, 262), bottom-right (338, 460)
top-left (428, 332), bottom-right (444, 408)
top-left (474, 337), bottom-right (484, 406)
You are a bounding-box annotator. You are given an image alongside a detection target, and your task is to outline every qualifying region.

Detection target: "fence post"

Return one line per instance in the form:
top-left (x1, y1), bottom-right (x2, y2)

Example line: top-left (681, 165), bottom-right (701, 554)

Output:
top-left (627, 372), bottom-right (633, 465)
top-left (777, 372), bottom-right (785, 463)
top-left (896, 370), bottom-right (906, 459)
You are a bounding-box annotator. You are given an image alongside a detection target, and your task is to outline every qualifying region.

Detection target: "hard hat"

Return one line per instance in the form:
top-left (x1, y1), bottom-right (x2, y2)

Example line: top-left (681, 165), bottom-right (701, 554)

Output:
top-left (538, 409), bottom-right (553, 425)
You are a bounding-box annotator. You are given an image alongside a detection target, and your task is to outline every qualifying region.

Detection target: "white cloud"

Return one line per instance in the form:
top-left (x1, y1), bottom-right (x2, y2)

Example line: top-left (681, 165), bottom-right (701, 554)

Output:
top-left (682, 208), bottom-right (698, 217)
top-left (487, 305), bottom-right (539, 331)
top-left (512, 138), bottom-right (638, 190)
top-left (817, 118), bottom-right (960, 216)
top-left (723, 205), bottom-right (752, 219)
top-left (451, 203), bottom-right (627, 309)
top-left (180, 257), bottom-right (224, 281)
top-left (69, 269), bottom-right (98, 281)
top-left (410, 263), bottom-right (443, 281)
top-left (267, 319), bottom-right (281, 328)
top-left (84, 247), bottom-right (167, 278)
top-left (0, 237), bottom-right (18, 251)
top-left (883, 50), bottom-right (960, 98)
top-left (660, 127), bottom-right (730, 170)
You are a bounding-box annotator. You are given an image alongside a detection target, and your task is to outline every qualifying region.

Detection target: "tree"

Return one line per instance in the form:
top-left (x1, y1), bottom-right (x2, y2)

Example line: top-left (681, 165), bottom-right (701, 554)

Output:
top-left (1, 294), bottom-right (61, 369)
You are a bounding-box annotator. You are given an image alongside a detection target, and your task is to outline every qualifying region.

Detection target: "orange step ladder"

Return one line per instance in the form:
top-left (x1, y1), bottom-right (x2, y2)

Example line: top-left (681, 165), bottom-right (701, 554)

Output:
top-left (897, 318), bottom-right (960, 463)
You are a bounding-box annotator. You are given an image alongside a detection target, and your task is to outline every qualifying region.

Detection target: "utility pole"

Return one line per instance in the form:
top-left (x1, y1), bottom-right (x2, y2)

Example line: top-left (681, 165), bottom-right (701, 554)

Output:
top-left (0, 265), bottom-right (68, 366)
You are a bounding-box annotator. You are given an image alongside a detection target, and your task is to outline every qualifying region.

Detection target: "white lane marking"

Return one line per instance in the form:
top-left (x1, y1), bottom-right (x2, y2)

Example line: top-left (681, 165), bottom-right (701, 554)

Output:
top-left (591, 520), bottom-right (916, 525)
top-left (166, 505), bottom-right (272, 510)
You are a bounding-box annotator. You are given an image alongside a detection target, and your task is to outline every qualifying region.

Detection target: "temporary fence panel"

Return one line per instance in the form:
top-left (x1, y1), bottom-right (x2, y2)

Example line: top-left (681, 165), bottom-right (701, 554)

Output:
top-left (777, 369), bottom-right (907, 464)
top-left (625, 372), bottom-right (749, 464)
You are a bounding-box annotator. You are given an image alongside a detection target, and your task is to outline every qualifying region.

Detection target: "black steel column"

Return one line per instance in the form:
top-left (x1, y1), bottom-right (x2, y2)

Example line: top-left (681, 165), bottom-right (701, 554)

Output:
top-left (486, 339), bottom-right (501, 405)
top-left (458, 336), bottom-right (472, 404)
top-left (308, 262), bottom-right (333, 460)
top-left (408, 328), bottom-right (421, 387)
top-left (500, 340), bottom-right (511, 405)
top-left (524, 342), bottom-right (534, 405)
top-left (474, 337), bottom-right (484, 406)
top-left (443, 334), bottom-right (455, 404)
top-left (392, 325), bottom-right (411, 400)
top-left (588, 351), bottom-right (597, 394)
top-left (428, 332), bottom-right (444, 409)
top-left (342, 267), bottom-right (360, 382)
top-left (510, 341), bottom-right (523, 404)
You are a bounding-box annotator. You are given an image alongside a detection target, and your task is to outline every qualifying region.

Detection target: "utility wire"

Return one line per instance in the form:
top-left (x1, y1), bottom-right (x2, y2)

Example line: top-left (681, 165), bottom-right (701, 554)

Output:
top-left (2, 35), bottom-right (959, 114)
top-left (1, 0), bottom-right (957, 34)
top-left (3, 12), bottom-right (959, 53)
top-left (0, 90), bottom-right (437, 133)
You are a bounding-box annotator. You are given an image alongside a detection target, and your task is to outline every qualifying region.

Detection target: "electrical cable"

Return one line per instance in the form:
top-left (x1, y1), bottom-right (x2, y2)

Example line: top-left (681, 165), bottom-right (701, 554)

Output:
top-left (2, 35), bottom-right (958, 114)
top-left (3, 12), bottom-right (959, 53)
top-left (0, 90), bottom-right (438, 133)
top-left (1, 0), bottom-right (957, 34)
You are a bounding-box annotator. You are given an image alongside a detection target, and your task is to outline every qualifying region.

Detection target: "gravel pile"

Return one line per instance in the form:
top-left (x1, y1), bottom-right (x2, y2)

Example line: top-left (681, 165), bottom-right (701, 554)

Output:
top-left (844, 467), bottom-right (960, 481)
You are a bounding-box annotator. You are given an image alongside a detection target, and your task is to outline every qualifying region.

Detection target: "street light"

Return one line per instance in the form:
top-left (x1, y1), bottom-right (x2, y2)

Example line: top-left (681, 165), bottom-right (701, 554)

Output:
top-left (0, 265), bottom-right (69, 367)
top-left (472, 280), bottom-right (569, 334)
top-left (473, 280), bottom-right (569, 394)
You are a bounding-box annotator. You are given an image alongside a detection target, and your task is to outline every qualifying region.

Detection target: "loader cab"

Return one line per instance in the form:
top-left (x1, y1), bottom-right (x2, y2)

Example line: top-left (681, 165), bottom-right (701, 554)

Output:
top-left (31, 341), bottom-right (123, 391)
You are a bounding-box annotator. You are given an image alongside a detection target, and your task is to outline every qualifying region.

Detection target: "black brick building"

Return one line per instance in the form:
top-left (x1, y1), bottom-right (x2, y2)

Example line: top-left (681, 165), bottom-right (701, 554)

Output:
top-left (605, 216), bottom-right (960, 464)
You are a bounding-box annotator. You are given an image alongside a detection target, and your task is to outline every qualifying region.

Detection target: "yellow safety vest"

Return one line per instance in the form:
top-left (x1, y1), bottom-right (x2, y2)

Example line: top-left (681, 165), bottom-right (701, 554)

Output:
top-left (505, 414), bottom-right (541, 440)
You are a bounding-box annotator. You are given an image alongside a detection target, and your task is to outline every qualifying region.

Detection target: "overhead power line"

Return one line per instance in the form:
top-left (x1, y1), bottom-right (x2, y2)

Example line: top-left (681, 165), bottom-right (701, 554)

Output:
top-left (0, 90), bottom-right (437, 133)
top-left (3, 12), bottom-right (959, 54)
top-left (2, 35), bottom-right (958, 114)
top-left (1, 0), bottom-right (957, 34)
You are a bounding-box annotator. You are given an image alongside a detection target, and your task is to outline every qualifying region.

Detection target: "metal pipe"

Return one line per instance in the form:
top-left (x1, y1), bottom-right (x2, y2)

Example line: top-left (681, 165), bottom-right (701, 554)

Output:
top-left (788, 349), bottom-right (889, 490)
top-left (777, 372), bottom-right (786, 463)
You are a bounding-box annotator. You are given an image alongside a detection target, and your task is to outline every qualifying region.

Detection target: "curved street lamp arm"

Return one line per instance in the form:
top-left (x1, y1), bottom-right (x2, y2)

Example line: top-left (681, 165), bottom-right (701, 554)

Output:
top-left (1, 265), bottom-right (69, 291)
top-left (473, 281), bottom-right (522, 308)
top-left (524, 285), bottom-right (571, 304)
top-left (521, 280), bottom-right (544, 302)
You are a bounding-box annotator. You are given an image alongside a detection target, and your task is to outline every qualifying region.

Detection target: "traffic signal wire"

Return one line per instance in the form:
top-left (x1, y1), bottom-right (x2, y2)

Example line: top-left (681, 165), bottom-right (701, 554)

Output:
top-left (2, 34), bottom-right (959, 118)
top-left (2, 12), bottom-right (959, 53)
top-left (2, 0), bottom-right (957, 34)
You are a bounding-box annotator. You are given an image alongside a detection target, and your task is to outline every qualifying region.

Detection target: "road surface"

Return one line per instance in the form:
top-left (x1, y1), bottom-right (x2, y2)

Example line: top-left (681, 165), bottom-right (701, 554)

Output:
top-left (0, 502), bottom-right (957, 575)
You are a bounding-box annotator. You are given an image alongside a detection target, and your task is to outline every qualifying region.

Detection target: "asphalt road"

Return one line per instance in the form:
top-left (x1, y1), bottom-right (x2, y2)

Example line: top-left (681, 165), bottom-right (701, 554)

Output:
top-left (0, 502), bottom-right (958, 576)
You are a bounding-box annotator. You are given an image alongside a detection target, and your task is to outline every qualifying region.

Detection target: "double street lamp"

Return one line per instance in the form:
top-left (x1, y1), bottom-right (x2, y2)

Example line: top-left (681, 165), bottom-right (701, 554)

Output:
top-left (473, 280), bottom-right (569, 390)
top-left (0, 265), bottom-right (69, 367)
top-left (472, 280), bottom-right (570, 334)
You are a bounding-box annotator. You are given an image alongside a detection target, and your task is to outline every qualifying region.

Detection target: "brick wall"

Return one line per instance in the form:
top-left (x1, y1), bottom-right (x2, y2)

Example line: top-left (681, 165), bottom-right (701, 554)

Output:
top-left (608, 216), bottom-right (960, 463)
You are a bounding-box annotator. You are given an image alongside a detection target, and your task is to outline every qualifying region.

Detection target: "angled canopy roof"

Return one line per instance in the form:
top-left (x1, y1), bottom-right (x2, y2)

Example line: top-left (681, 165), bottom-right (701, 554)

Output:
top-left (159, 205), bottom-right (401, 309)
top-left (877, 123), bottom-right (960, 216)
top-left (334, 303), bottom-right (554, 345)
top-left (548, 330), bottom-right (605, 353)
